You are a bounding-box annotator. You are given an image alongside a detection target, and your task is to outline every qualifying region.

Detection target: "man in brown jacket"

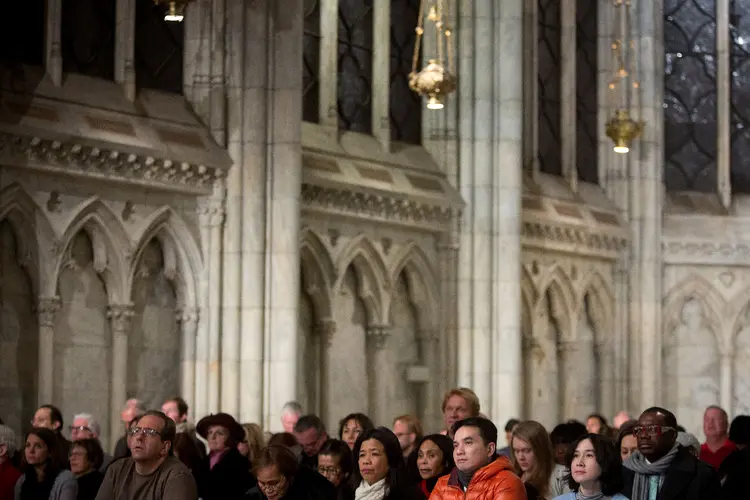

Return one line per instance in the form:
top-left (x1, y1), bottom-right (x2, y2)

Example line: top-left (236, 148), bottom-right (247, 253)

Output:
top-left (430, 417), bottom-right (527, 500)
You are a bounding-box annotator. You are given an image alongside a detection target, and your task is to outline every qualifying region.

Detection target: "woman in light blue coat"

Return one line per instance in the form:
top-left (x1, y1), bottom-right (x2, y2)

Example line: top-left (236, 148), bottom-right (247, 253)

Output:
top-left (553, 433), bottom-right (628, 500)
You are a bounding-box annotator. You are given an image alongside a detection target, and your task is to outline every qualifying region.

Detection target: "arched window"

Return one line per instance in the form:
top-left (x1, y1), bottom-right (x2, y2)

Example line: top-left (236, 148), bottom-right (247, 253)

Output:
top-left (303, 0), bottom-right (321, 123)
top-left (134, 0), bottom-right (184, 94)
top-left (61, 0), bottom-right (116, 80)
top-left (731, 1), bottom-right (750, 192)
top-left (0, 1), bottom-right (44, 66)
top-left (337, 0), bottom-right (374, 134)
top-left (575, 0), bottom-right (598, 184)
top-left (664, 0), bottom-right (717, 192)
top-left (389, 0), bottom-right (422, 144)
top-left (538, 0), bottom-right (562, 176)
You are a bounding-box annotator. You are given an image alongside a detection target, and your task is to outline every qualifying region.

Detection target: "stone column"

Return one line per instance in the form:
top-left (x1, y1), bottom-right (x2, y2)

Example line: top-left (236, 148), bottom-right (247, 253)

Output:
top-left (198, 184), bottom-right (225, 415)
top-left (44, 0), bottom-right (62, 85)
top-left (316, 319), bottom-right (336, 425)
top-left (418, 328), bottom-right (440, 430)
top-left (438, 218), bottom-right (460, 393)
top-left (260, 0), bottom-right (304, 431)
top-left (633, 0), bottom-right (664, 407)
top-left (37, 297), bottom-right (60, 404)
top-left (179, 309), bottom-right (199, 409)
top-left (456, 0), bottom-right (524, 421)
top-left (371, 0), bottom-right (390, 149)
top-left (366, 326), bottom-right (390, 425)
top-left (597, 341), bottom-right (616, 419)
top-left (115, 0), bottom-right (136, 100)
top-left (558, 340), bottom-right (596, 420)
top-left (720, 351), bottom-right (733, 416)
top-left (107, 303), bottom-right (133, 451)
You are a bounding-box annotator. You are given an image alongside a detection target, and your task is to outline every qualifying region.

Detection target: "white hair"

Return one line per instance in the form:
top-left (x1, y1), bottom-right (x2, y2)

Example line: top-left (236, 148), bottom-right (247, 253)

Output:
top-left (281, 401), bottom-right (303, 415)
top-left (676, 431), bottom-right (701, 454)
top-left (73, 413), bottom-right (101, 437)
top-left (0, 425), bottom-right (17, 457)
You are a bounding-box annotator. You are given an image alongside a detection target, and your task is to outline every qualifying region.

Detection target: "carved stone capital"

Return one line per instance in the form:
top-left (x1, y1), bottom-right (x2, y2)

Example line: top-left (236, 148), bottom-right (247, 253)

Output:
top-left (367, 326), bottom-right (390, 350)
top-left (37, 297), bottom-right (61, 327)
top-left (315, 320), bottom-right (336, 347)
top-left (107, 304), bottom-right (134, 334)
top-left (417, 329), bottom-right (439, 343)
top-left (177, 308), bottom-right (200, 329)
top-left (198, 201), bottom-right (225, 228)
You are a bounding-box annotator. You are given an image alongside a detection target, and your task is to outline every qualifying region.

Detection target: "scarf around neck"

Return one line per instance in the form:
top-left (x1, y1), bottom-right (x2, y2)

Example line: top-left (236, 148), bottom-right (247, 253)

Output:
top-left (622, 443), bottom-right (680, 500)
top-left (576, 491), bottom-right (608, 500)
top-left (355, 478), bottom-right (387, 500)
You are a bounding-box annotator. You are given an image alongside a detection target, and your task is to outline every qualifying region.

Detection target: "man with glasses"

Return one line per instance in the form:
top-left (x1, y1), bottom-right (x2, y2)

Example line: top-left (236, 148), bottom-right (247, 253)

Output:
top-left (70, 413), bottom-right (113, 471)
top-left (95, 410), bottom-right (197, 500)
top-left (621, 406), bottom-right (721, 500)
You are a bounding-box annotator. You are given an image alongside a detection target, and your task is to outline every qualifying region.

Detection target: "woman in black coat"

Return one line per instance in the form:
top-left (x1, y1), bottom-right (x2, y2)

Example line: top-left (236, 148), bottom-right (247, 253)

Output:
top-left (245, 445), bottom-right (336, 500)
top-left (196, 413), bottom-right (253, 500)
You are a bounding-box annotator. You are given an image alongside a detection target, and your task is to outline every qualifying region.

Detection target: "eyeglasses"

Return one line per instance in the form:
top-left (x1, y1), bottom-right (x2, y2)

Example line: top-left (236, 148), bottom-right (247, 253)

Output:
top-left (69, 426), bottom-right (91, 433)
top-left (632, 425), bottom-right (675, 438)
top-left (127, 427), bottom-right (162, 438)
top-left (258, 476), bottom-right (286, 492)
top-left (317, 466), bottom-right (341, 476)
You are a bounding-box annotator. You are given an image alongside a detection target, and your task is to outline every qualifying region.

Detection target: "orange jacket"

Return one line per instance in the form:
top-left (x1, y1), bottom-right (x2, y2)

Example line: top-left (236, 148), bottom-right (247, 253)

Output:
top-left (429, 456), bottom-right (527, 500)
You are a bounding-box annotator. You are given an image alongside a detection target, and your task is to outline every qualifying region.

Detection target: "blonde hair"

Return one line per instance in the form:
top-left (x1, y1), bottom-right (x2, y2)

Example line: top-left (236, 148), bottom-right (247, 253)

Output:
top-left (510, 420), bottom-right (555, 498)
top-left (441, 388), bottom-right (480, 416)
top-left (393, 415), bottom-right (424, 441)
top-left (241, 423), bottom-right (265, 463)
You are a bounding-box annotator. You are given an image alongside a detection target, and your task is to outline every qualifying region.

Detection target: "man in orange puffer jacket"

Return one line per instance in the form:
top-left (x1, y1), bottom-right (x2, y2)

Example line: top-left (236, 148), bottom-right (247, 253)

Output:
top-left (430, 417), bottom-right (527, 500)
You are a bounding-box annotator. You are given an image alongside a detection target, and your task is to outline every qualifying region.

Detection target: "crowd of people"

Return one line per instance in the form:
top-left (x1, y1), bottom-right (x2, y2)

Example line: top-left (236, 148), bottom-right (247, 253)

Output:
top-left (0, 388), bottom-right (748, 500)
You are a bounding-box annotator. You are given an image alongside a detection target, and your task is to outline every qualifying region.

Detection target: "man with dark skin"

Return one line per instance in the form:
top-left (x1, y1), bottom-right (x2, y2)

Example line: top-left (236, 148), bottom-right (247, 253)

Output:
top-left (621, 407), bottom-right (722, 500)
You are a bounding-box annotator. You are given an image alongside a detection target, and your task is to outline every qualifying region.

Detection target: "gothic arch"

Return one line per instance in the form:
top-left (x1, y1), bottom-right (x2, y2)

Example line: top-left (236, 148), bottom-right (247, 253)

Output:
top-left (662, 275), bottom-right (726, 353)
top-left (725, 287), bottom-right (750, 349)
top-left (300, 228), bottom-right (335, 320)
top-left (0, 183), bottom-right (56, 297)
top-left (534, 265), bottom-right (574, 339)
top-left (521, 266), bottom-right (537, 316)
top-left (386, 242), bottom-right (438, 329)
top-left (128, 207), bottom-right (203, 310)
top-left (334, 235), bottom-right (388, 325)
top-left (53, 198), bottom-right (130, 303)
top-left (577, 271), bottom-right (614, 339)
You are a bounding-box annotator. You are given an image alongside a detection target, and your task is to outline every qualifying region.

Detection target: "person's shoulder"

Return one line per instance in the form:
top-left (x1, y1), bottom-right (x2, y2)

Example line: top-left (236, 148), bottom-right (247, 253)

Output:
top-left (551, 493), bottom-right (576, 500)
top-left (611, 494), bottom-right (630, 500)
top-left (161, 456), bottom-right (193, 475)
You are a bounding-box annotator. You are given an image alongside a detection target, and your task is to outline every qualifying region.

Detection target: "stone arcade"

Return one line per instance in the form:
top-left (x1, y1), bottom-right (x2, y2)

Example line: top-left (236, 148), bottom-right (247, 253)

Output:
top-left (0, 0), bottom-right (748, 447)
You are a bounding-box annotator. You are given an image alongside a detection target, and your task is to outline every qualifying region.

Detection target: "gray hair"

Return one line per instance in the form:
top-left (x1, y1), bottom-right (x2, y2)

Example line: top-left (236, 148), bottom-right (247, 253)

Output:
top-left (281, 401), bottom-right (303, 415)
top-left (73, 413), bottom-right (101, 437)
top-left (0, 425), bottom-right (17, 457)
top-left (676, 431), bottom-right (701, 454)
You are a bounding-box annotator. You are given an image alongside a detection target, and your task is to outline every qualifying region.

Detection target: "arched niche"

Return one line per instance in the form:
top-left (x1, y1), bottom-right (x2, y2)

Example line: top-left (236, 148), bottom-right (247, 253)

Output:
top-left (0, 220), bottom-right (38, 435)
top-left (54, 229), bottom-right (112, 444)
top-left (732, 301), bottom-right (750, 415)
top-left (128, 237), bottom-right (180, 411)
top-left (334, 236), bottom-right (388, 325)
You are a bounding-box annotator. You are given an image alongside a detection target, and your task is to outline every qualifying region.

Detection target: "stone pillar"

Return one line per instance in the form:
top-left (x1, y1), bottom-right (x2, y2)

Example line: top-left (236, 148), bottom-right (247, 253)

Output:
top-left (198, 184), bottom-right (225, 415)
top-left (720, 351), bottom-right (733, 417)
top-left (115, 0), bottom-right (136, 100)
top-left (319, 0), bottom-right (339, 127)
top-left (37, 297), bottom-right (60, 404)
top-left (316, 319), bottom-right (335, 425)
top-left (179, 309), bottom-right (199, 409)
top-left (366, 326), bottom-right (390, 425)
top-left (558, 341), bottom-right (595, 420)
top-left (260, 0), bottom-right (304, 432)
top-left (371, 0), bottom-right (390, 149)
top-left (633, 0), bottom-right (664, 408)
top-left (598, 341), bottom-right (616, 419)
top-left (44, 0), bottom-right (62, 85)
top-left (456, 0), bottom-right (524, 422)
top-left (107, 303), bottom-right (133, 451)
top-left (418, 328), bottom-right (441, 430)
top-left (438, 218), bottom-right (460, 394)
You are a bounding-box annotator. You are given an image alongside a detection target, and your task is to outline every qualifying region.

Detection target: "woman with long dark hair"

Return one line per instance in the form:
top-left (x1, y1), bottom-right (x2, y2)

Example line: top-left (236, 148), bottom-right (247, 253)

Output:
top-left (15, 428), bottom-right (76, 500)
top-left (410, 434), bottom-right (454, 499)
top-left (347, 427), bottom-right (418, 500)
top-left (553, 433), bottom-right (627, 500)
top-left (339, 414), bottom-right (375, 451)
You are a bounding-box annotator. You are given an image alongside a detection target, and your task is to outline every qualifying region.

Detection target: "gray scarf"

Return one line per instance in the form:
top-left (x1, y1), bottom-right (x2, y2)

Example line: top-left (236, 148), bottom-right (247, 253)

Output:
top-left (576, 492), bottom-right (608, 500)
top-left (622, 443), bottom-right (680, 500)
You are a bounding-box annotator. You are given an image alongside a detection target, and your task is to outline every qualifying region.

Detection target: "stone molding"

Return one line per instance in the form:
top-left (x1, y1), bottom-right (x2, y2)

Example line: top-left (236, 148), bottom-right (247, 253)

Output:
top-left (522, 220), bottom-right (628, 259)
top-left (0, 133), bottom-right (223, 195)
top-left (107, 304), bottom-right (135, 333)
top-left (366, 325), bottom-right (390, 350)
top-left (37, 297), bottom-right (61, 327)
top-left (301, 183), bottom-right (456, 233)
top-left (315, 320), bottom-right (336, 347)
top-left (662, 240), bottom-right (750, 265)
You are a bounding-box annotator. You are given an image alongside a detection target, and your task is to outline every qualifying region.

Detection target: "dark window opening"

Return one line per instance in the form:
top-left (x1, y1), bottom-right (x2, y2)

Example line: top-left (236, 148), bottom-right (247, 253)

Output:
top-left (538, 0), bottom-right (562, 176)
top-left (389, 0), bottom-right (422, 144)
top-left (0, 1), bottom-right (44, 67)
top-left (61, 0), bottom-right (116, 81)
top-left (337, 0), bottom-right (374, 134)
top-left (730, 1), bottom-right (750, 192)
top-left (303, 0), bottom-right (321, 123)
top-left (134, 0), bottom-right (184, 94)
top-left (575, 0), bottom-right (598, 184)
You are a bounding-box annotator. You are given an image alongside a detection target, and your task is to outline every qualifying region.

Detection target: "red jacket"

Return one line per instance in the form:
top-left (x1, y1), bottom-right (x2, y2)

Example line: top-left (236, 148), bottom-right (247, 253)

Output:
top-left (429, 456), bottom-right (527, 500)
top-left (0, 460), bottom-right (22, 500)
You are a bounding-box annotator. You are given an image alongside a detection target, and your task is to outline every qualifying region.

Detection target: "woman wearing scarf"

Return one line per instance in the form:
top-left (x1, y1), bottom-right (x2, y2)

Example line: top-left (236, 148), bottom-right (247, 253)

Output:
top-left (553, 433), bottom-right (627, 500)
top-left (621, 407), bottom-right (722, 500)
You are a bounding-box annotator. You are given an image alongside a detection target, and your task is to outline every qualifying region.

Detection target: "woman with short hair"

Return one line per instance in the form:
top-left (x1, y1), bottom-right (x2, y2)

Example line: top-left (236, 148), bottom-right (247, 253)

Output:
top-left (553, 433), bottom-right (627, 500)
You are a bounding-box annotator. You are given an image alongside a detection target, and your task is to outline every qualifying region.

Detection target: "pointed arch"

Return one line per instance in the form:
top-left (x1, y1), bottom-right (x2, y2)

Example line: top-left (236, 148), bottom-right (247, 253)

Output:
top-left (54, 198), bottom-right (130, 303)
top-left (0, 183), bottom-right (57, 297)
top-left (534, 265), bottom-right (575, 340)
top-left (577, 270), bottom-right (614, 337)
top-left (724, 286), bottom-right (750, 349)
top-left (300, 228), bottom-right (335, 320)
top-left (662, 274), bottom-right (726, 353)
top-left (334, 235), bottom-right (389, 325)
top-left (387, 242), bottom-right (438, 328)
top-left (128, 207), bottom-right (203, 310)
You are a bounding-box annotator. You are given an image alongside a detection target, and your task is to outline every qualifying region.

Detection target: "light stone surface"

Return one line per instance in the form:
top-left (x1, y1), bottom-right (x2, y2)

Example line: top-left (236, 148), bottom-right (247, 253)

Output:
top-left (4, 0), bottom-right (750, 447)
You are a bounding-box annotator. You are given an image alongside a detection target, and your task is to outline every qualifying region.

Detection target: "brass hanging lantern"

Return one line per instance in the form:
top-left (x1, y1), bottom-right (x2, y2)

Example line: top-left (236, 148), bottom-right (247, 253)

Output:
top-left (153, 0), bottom-right (192, 22)
top-left (409, 0), bottom-right (457, 110)
top-left (605, 0), bottom-right (644, 154)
